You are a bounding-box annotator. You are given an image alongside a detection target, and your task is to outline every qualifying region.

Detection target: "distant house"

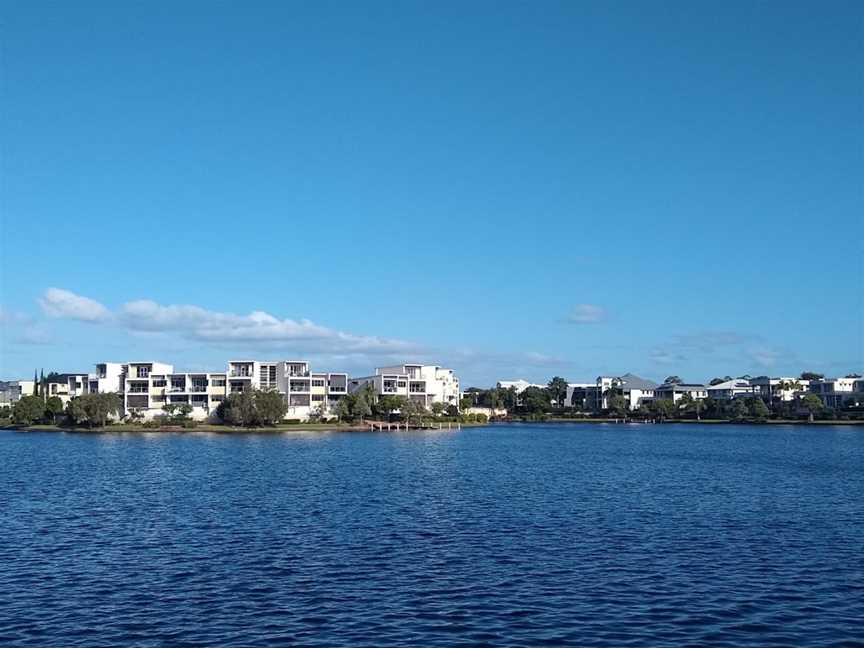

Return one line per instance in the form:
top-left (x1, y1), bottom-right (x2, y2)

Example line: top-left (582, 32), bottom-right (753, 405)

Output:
top-left (0, 380), bottom-right (35, 405)
top-left (566, 373), bottom-right (658, 411)
top-left (748, 377), bottom-right (809, 402)
top-left (706, 379), bottom-right (758, 400)
top-left (654, 383), bottom-right (708, 403)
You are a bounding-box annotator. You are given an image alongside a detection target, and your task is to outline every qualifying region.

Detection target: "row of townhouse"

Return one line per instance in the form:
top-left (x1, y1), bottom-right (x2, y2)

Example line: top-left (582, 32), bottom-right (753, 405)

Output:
top-left (4, 360), bottom-right (460, 422)
top-left (557, 374), bottom-right (864, 412)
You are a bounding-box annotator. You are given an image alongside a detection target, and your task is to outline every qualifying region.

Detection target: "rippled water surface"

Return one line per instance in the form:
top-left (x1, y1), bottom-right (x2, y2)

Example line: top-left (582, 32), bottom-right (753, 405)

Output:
top-left (1, 424), bottom-right (863, 646)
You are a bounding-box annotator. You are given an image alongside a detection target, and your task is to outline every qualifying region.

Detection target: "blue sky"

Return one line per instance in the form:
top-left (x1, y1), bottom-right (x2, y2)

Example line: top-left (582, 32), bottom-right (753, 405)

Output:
top-left (1, 0), bottom-right (862, 386)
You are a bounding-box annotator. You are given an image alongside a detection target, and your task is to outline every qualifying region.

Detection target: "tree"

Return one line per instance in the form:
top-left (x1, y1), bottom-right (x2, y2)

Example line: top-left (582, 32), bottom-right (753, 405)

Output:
top-left (377, 395), bottom-right (406, 419)
top-left (333, 394), bottom-right (354, 422)
top-left (800, 372), bottom-right (824, 381)
top-left (730, 399), bottom-right (748, 420)
top-left (45, 396), bottom-right (64, 422)
top-left (546, 377), bottom-right (568, 409)
top-left (664, 376), bottom-right (683, 385)
top-left (33, 369), bottom-right (39, 397)
top-left (401, 398), bottom-right (426, 424)
top-left (40, 369), bottom-right (46, 401)
top-left (66, 397), bottom-right (88, 426)
top-left (12, 395), bottom-right (46, 426)
top-left (650, 399), bottom-right (675, 421)
top-left (254, 390), bottom-right (287, 426)
top-left (607, 393), bottom-right (628, 417)
top-left (519, 386), bottom-right (550, 414)
top-left (800, 393), bottom-right (823, 423)
top-left (430, 402), bottom-right (446, 417)
top-left (747, 397), bottom-right (770, 419)
top-left (83, 393), bottom-right (121, 428)
top-left (709, 376), bottom-right (732, 386)
top-left (217, 391), bottom-right (257, 426)
top-left (679, 393), bottom-right (704, 421)
top-left (445, 404), bottom-right (459, 417)
top-left (163, 402), bottom-right (194, 425)
top-left (459, 397), bottom-right (474, 411)
top-left (844, 373), bottom-right (862, 379)
top-left (353, 386), bottom-right (373, 421)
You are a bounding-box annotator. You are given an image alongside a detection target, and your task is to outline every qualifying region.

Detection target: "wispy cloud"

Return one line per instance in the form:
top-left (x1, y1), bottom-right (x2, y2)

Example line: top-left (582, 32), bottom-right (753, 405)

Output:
top-left (37, 288), bottom-right (419, 355)
top-left (566, 304), bottom-right (606, 324)
top-left (39, 288), bottom-right (111, 322)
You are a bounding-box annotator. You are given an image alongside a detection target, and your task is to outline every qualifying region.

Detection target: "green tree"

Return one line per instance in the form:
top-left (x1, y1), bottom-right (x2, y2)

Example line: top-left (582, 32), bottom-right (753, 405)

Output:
top-left (400, 398), bottom-right (426, 424)
top-left (40, 369), bottom-right (46, 402)
top-left (430, 402), bottom-right (446, 417)
top-left (748, 397), bottom-right (770, 419)
top-left (377, 395), bottom-right (406, 419)
top-left (650, 398), bottom-right (675, 421)
top-left (45, 396), bottom-right (64, 422)
top-left (217, 391), bottom-right (257, 426)
top-left (33, 369), bottom-right (39, 396)
top-left (459, 397), bottom-right (474, 411)
top-left (12, 395), bottom-right (46, 426)
top-left (66, 397), bottom-right (88, 426)
top-left (730, 398), bottom-right (748, 420)
top-left (546, 377), bottom-right (568, 409)
top-left (353, 386), bottom-right (374, 420)
top-left (519, 386), bottom-right (550, 414)
top-left (254, 390), bottom-right (287, 426)
top-left (333, 394), bottom-right (355, 422)
top-left (83, 393), bottom-right (121, 427)
top-left (608, 393), bottom-right (628, 417)
top-left (709, 376), bottom-right (732, 386)
top-left (800, 393), bottom-right (823, 423)
top-left (445, 404), bottom-right (459, 417)
top-left (800, 372), bottom-right (824, 381)
top-left (664, 376), bottom-right (683, 385)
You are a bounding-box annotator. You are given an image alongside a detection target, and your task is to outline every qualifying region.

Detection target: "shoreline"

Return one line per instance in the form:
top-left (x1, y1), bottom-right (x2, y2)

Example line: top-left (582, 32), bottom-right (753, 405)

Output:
top-left (2, 418), bottom-right (862, 434)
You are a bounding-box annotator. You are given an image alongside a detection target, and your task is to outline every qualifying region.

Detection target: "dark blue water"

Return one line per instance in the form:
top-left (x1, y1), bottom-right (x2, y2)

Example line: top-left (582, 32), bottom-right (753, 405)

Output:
top-left (1, 424), bottom-right (862, 646)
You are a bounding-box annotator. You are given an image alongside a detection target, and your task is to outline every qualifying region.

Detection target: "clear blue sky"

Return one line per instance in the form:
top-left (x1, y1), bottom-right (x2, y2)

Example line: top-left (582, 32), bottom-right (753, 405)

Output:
top-left (1, 0), bottom-right (862, 386)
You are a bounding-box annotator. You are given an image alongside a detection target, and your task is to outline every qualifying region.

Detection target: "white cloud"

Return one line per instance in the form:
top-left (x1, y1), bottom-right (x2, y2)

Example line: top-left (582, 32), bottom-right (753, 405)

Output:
top-left (566, 304), bottom-right (606, 324)
top-left (37, 289), bottom-right (416, 355)
top-left (39, 288), bottom-right (111, 322)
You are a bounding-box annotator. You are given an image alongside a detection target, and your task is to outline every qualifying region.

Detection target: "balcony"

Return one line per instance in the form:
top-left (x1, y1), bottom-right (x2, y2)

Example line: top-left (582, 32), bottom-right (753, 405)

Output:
top-left (190, 385), bottom-right (208, 392)
top-left (229, 371), bottom-right (253, 378)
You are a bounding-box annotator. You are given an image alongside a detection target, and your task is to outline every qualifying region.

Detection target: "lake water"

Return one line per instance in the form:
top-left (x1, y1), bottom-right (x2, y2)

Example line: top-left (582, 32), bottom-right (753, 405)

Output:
top-left (1, 423), bottom-right (862, 646)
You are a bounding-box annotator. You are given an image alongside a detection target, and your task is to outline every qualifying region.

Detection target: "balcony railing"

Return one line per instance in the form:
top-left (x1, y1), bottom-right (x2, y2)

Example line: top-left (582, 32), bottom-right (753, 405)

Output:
top-left (229, 370), bottom-right (253, 377)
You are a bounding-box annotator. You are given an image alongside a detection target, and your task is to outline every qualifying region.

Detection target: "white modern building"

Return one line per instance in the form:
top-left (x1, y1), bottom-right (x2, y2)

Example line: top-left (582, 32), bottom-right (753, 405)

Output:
top-left (350, 364), bottom-right (460, 410)
top-left (0, 380), bottom-right (35, 405)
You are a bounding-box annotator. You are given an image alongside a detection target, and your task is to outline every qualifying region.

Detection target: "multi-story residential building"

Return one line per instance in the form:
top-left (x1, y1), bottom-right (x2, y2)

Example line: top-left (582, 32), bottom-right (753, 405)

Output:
top-left (706, 379), bottom-right (759, 400)
top-left (226, 360), bottom-right (348, 420)
top-left (350, 364), bottom-right (460, 409)
top-left (748, 377), bottom-right (809, 402)
top-left (808, 377), bottom-right (860, 409)
top-left (565, 382), bottom-right (596, 410)
top-left (653, 382), bottom-right (708, 403)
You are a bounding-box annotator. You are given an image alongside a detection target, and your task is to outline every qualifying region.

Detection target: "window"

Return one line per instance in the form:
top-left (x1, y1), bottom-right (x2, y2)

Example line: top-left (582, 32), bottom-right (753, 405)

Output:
top-left (398, 381), bottom-right (406, 388)
top-left (211, 395), bottom-right (224, 402)
top-left (311, 379), bottom-right (325, 387)
top-left (211, 378), bottom-right (226, 387)
top-left (152, 378), bottom-right (167, 387)
top-left (136, 366), bottom-right (150, 378)
top-left (311, 394), bottom-right (324, 402)
top-left (152, 395), bottom-right (165, 403)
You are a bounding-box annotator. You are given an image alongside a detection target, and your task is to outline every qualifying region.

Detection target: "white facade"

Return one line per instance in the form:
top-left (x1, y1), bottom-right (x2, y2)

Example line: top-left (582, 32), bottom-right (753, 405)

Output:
top-left (351, 364), bottom-right (461, 410)
top-left (0, 380), bottom-right (35, 405)
top-left (808, 378), bottom-right (860, 409)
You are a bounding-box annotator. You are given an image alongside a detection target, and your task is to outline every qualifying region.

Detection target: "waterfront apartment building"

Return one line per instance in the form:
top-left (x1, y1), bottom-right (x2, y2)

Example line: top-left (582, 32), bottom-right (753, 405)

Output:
top-left (67, 359), bottom-right (348, 422)
top-left (496, 379), bottom-right (545, 394)
top-left (226, 360), bottom-right (348, 419)
top-left (350, 364), bottom-right (461, 409)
